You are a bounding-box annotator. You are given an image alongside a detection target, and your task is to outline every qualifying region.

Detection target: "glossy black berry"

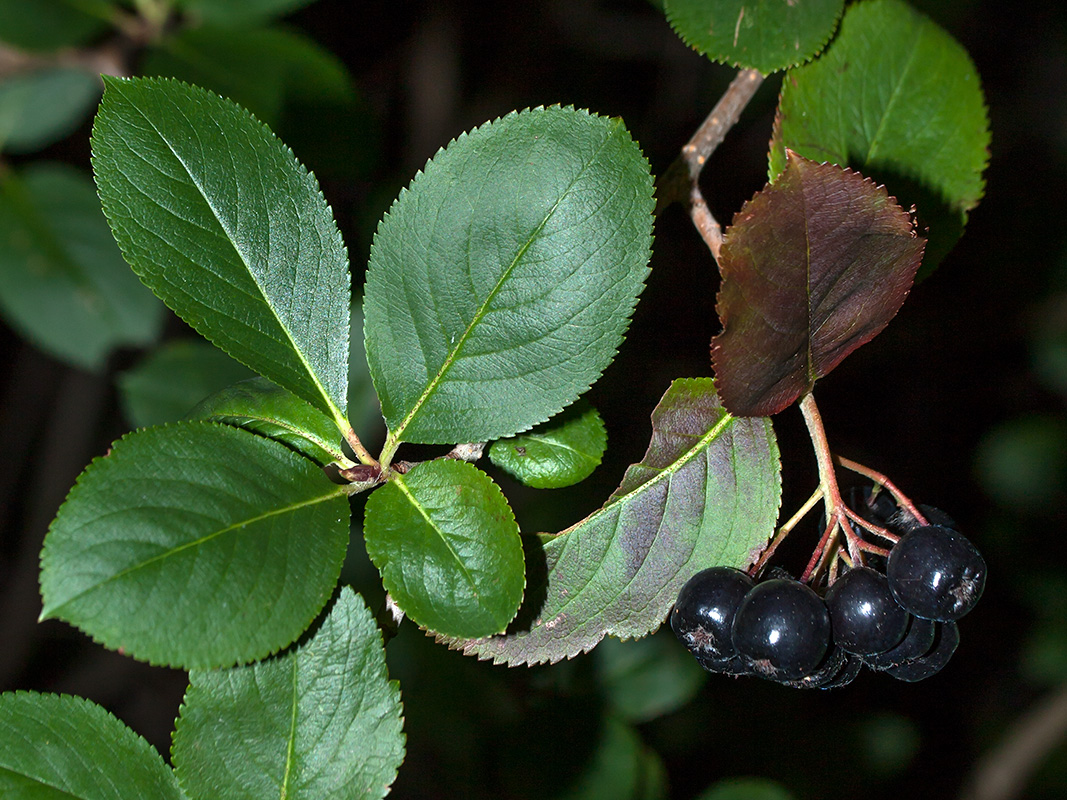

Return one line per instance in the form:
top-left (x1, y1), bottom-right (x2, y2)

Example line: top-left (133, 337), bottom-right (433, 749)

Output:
top-left (731, 578), bottom-right (832, 681)
top-left (887, 526), bottom-right (987, 620)
top-left (884, 621), bottom-right (960, 682)
top-left (825, 566), bottom-right (910, 655)
top-left (862, 616), bottom-right (937, 671)
top-left (671, 567), bottom-right (753, 660)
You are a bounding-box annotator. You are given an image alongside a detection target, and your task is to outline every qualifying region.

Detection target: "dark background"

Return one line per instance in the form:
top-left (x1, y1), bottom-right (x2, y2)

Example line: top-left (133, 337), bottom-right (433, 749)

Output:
top-left (2, 1), bottom-right (1066, 797)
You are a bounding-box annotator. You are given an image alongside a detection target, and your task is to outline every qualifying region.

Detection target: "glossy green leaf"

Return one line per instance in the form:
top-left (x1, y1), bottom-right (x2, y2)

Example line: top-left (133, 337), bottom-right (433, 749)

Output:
top-left (489, 401), bottom-right (607, 489)
top-left (39, 422), bottom-right (351, 669)
top-left (364, 459), bottom-right (524, 638)
top-left (663, 0), bottom-right (843, 74)
top-left (595, 633), bottom-right (706, 723)
top-left (0, 67), bottom-right (101, 153)
top-left (0, 0), bottom-right (113, 51)
top-left (455, 378), bottom-right (780, 665)
top-left (0, 692), bottom-right (183, 799)
top-left (697, 778), bottom-right (794, 800)
top-left (189, 376), bottom-right (348, 465)
top-left (118, 339), bottom-right (256, 428)
top-left (177, 0), bottom-right (316, 26)
top-left (92, 76), bottom-right (351, 429)
top-left (172, 588), bottom-right (404, 800)
top-left (0, 162), bottom-right (164, 370)
top-left (364, 105), bottom-right (654, 453)
top-left (712, 153), bottom-right (925, 417)
top-left (770, 0), bottom-right (990, 275)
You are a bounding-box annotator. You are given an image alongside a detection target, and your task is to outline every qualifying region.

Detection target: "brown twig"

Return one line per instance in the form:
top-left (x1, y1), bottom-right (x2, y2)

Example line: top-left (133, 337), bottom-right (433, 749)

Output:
top-left (658, 68), bottom-right (764, 262)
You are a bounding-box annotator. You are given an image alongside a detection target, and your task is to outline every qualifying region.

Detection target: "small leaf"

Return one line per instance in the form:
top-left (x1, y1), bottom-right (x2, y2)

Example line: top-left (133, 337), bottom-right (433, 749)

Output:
top-left (40, 422), bottom-right (351, 669)
top-left (769, 0), bottom-right (990, 276)
top-left (0, 162), bottom-right (164, 370)
top-left (489, 401), bottom-right (607, 489)
top-left (663, 0), bottom-right (843, 74)
top-left (712, 153), bottom-right (924, 417)
top-left (0, 692), bottom-right (183, 799)
top-left (0, 0), bottom-right (113, 51)
top-left (118, 339), bottom-right (256, 427)
top-left (364, 459), bottom-right (524, 639)
top-left (92, 76), bottom-right (351, 429)
top-left (0, 67), bottom-right (101, 153)
top-left (176, 0), bottom-right (316, 26)
top-left (364, 105), bottom-right (654, 451)
top-left (172, 588), bottom-right (405, 800)
top-left (189, 376), bottom-right (348, 465)
top-left (454, 378), bottom-right (780, 665)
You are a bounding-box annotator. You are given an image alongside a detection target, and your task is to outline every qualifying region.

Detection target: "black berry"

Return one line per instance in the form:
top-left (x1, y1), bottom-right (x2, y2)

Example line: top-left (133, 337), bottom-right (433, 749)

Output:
top-left (884, 621), bottom-right (960, 682)
top-left (862, 616), bottom-right (937, 671)
top-left (825, 566), bottom-right (910, 655)
top-left (887, 526), bottom-right (987, 620)
top-left (731, 578), bottom-right (832, 681)
top-left (671, 567), bottom-right (753, 660)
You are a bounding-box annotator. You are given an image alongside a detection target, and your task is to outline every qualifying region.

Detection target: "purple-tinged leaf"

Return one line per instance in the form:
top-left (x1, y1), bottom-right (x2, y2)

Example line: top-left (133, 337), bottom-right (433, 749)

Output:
top-left (448, 378), bottom-right (780, 666)
top-left (711, 153), bottom-right (925, 417)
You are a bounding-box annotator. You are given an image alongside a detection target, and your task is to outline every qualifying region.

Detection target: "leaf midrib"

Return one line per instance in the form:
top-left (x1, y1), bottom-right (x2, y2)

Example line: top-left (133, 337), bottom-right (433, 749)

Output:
top-left (43, 486), bottom-right (345, 617)
top-left (115, 82), bottom-right (346, 428)
top-left (388, 123), bottom-right (619, 446)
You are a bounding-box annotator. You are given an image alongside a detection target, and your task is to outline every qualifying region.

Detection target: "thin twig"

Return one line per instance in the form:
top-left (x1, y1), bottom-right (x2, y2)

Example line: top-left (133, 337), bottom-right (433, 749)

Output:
top-left (658, 68), bottom-right (764, 262)
top-left (835, 454), bottom-right (929, 527)
top-left (749, 485), bottom-right (823, 575)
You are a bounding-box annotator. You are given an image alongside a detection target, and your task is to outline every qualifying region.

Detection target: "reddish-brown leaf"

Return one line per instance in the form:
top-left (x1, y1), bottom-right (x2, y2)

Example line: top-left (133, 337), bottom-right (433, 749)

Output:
top-left (711, 152), bottom-right (925, 416)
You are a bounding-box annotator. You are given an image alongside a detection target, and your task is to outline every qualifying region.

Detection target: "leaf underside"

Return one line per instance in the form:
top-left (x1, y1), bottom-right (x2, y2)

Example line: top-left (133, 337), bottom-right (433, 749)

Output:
top-left (172, 588), bottom-right (405, 800)
top-left (363, 459), bottom-right (525, 639)
top-left (39, 422), bottom-right (351, 670)
top-left (663, 0), bottom-right (844, 74)
top-left (452, 378), bottom-right (781, 666)
top-left (91, 76), bottom-right (351, 426)
top-left (364, 105), bottom-right (654, 446)
top-left (712, 153), bottom-right (925, 418)
top-left (769, 0), bottom-right (989, 276)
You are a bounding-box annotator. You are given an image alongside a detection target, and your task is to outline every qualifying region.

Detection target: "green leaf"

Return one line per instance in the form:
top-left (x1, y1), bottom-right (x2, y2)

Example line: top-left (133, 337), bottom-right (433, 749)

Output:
top-left (189, 376), bottom-right (349, 465)
top-left (91, 76), bottom-right (351, 429)
top-left (172, 588), bottom-right (404, 800)
top-left (663, 0), bottom-right (843, 74)
top-left (769, 0), bottom-right (990, 276)
top-left (712, 153), bottom-right (925, 417)
top-left (177, 0), bottom-right (316, 27)
top-left (39, 422), bottom-right (351, 669)
top-left (364, 105), bottom-right (654, 454)
top-left (455, 378), bottom-right (780, 665)
top-left (489, 401), bottom-right (607, 489)
top-left (0, 0), bottom-right (113, 51)
top-left (0, 162), bottom-right (164, 370)
top-left (118, 339), bottom-right (256, 428)
top-left (594, 633), bottom-right (706, 723)
top-left (0, 67), bottom-right (101, 153)
top-left (0, 691), bottom-right (183, 799)
top-left (555, 716), bottom-right (667, 800)
top-left (697, 778), bottom-right (794, 800)
top-left (363, 459), bottom-right (524, 638)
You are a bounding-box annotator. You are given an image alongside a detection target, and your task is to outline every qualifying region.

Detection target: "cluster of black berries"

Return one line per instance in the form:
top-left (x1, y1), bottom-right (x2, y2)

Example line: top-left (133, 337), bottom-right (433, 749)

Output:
top-left (670, 502), bottom-right (987, 689)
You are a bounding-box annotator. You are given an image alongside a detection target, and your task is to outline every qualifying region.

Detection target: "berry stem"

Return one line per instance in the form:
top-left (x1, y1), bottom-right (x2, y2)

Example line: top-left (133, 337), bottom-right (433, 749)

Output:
top-left (749, 485), bottom-right (824, 575)
top-left (835, 455), bottom-right (929, 527)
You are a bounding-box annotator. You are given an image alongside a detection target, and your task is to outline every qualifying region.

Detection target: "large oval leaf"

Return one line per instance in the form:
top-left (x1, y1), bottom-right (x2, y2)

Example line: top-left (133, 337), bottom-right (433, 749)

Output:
top-left (455, 378), bottom-right (780, 665)
top-left (711, 153), bottom-right (925, 417)
top-left (0, 692), bottom-right (183, 799)
top-left (92, 76), bottom-right (351, 428)
top-left (363, 459), bottom-right (524, 639)
top-left (769, 0), bottom-right (989, 275)
top-left (664, 0), bottom-right (843, 74)
top-left (0, 162), bottom-right (163, 370)
top-left (364, 105), bottom-right (654, 454)
top-left (172, 588), bottom-right (404, 800)
top-left (39, 422), bottom-right (351, 669)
